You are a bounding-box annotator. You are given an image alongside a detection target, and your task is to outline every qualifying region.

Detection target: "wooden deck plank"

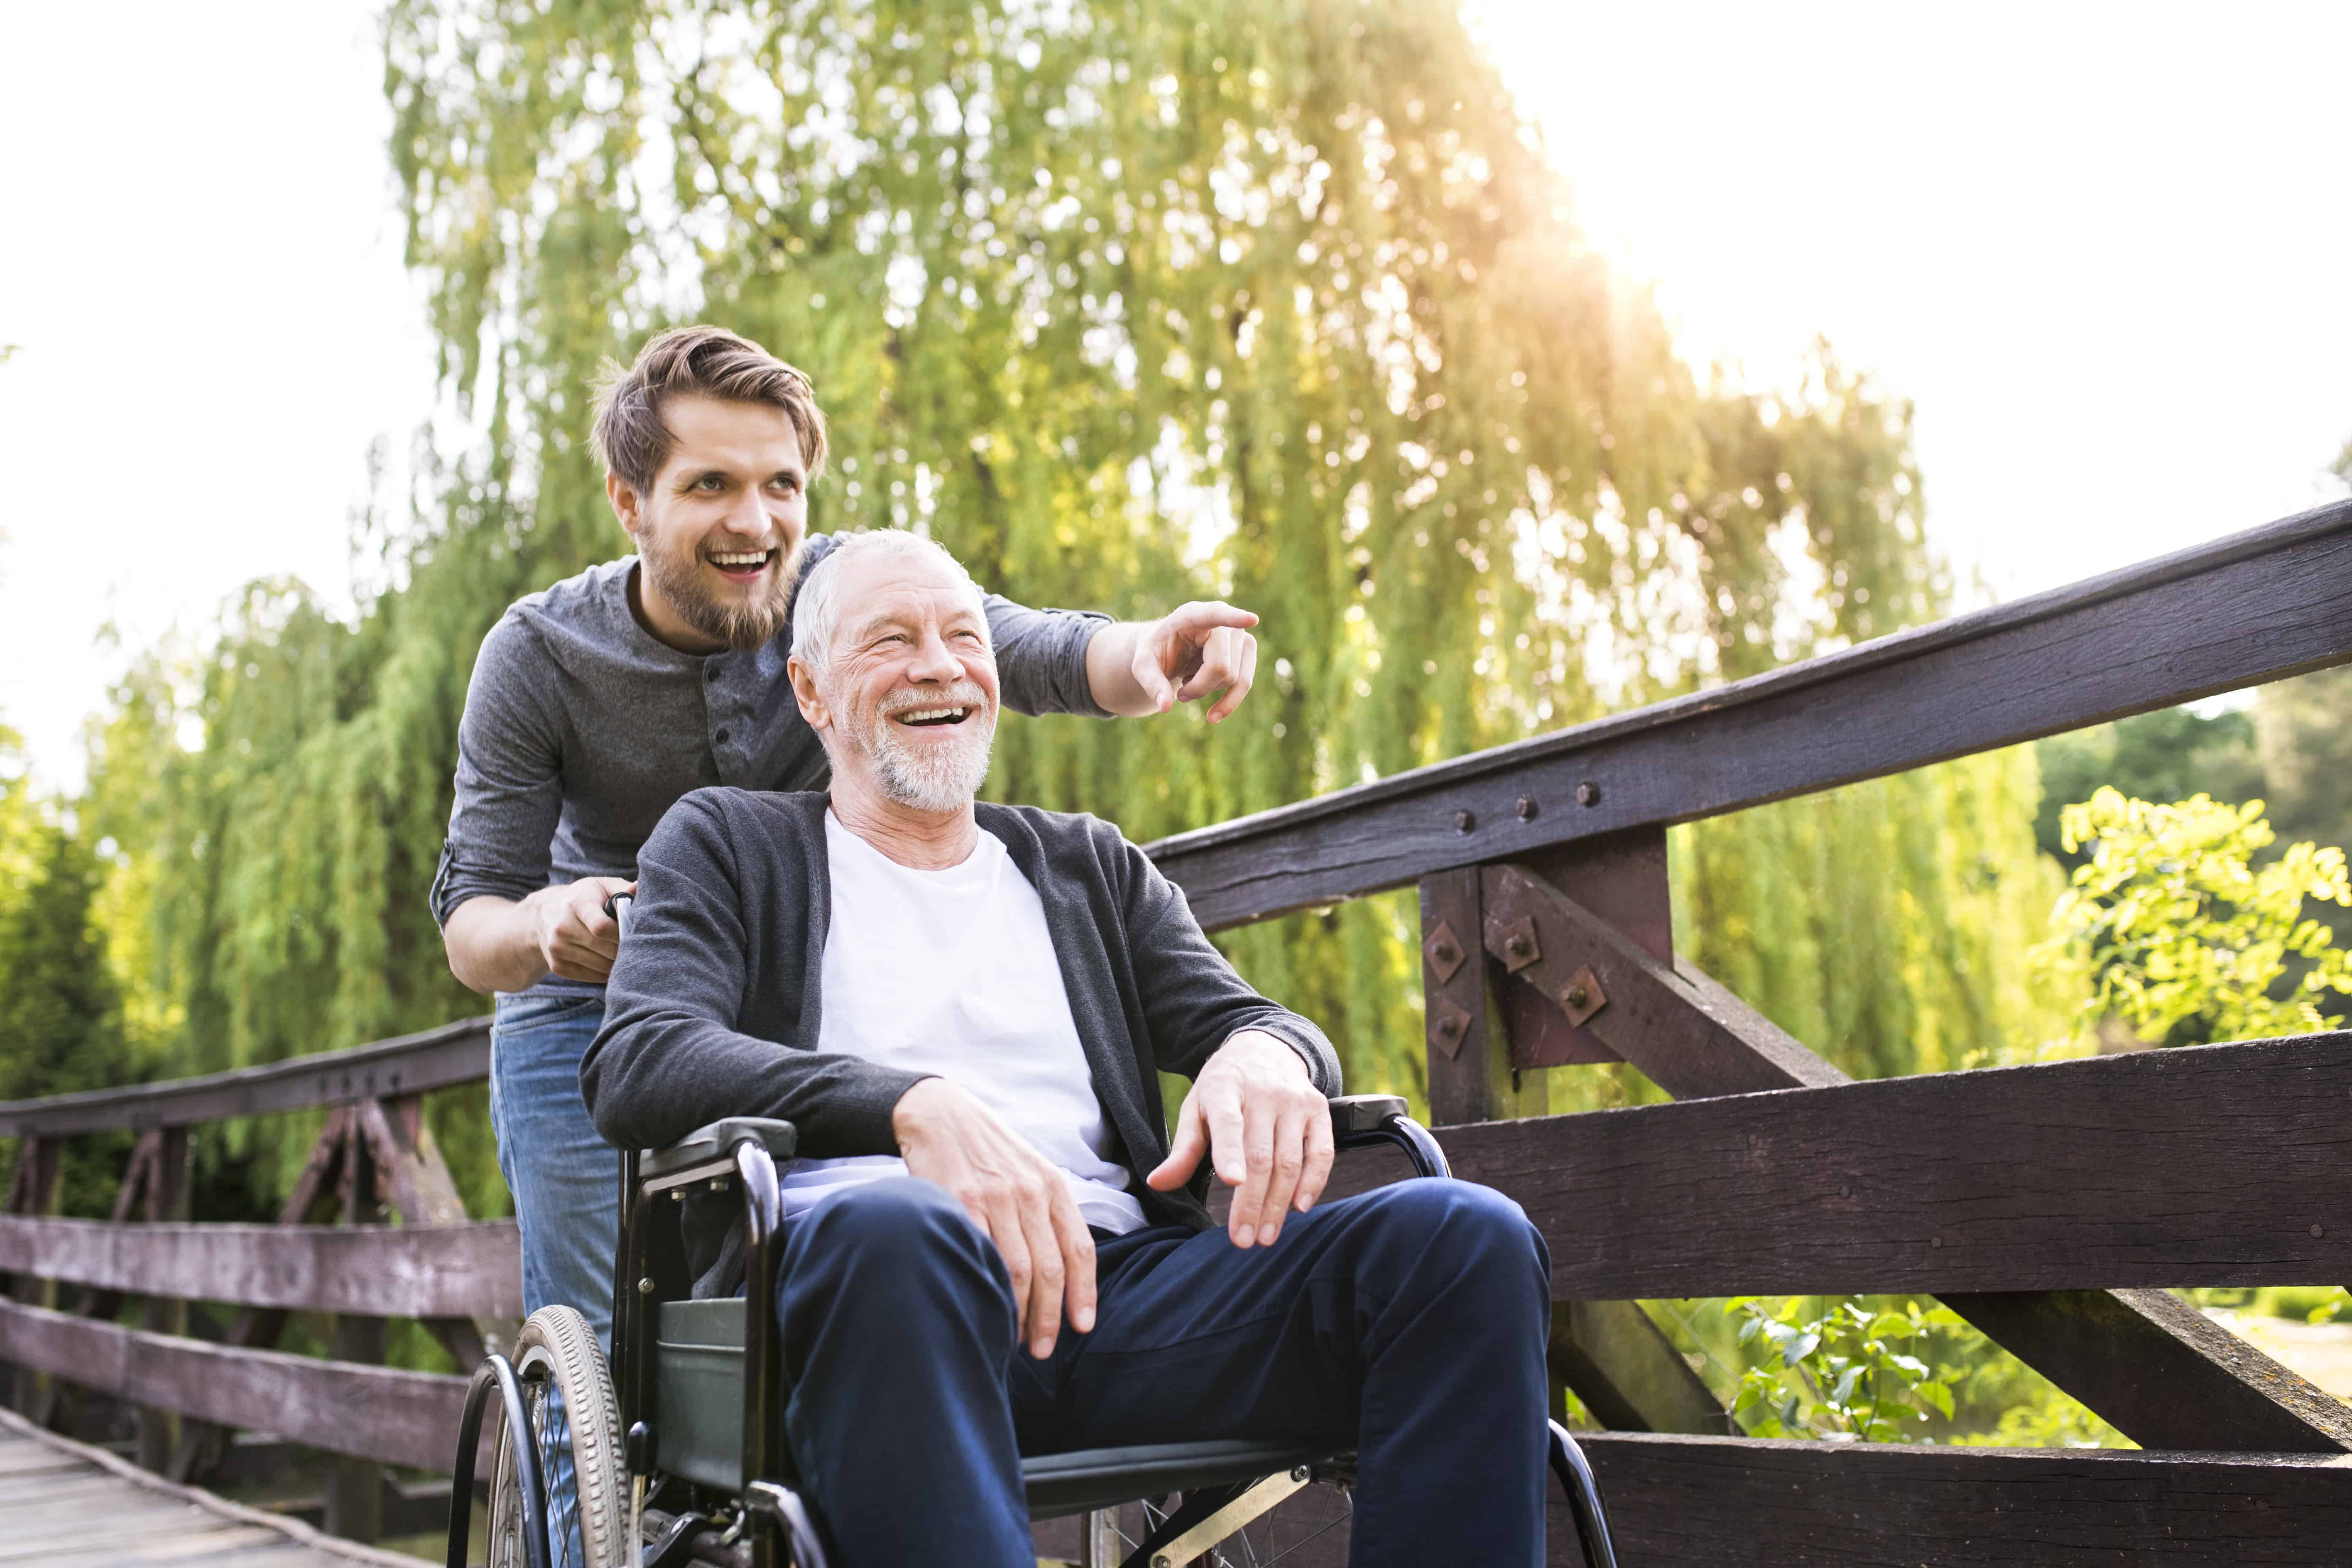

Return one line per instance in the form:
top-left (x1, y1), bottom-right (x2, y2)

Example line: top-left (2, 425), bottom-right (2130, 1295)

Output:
top-left (0, 1410), bottom-right (426, 1566)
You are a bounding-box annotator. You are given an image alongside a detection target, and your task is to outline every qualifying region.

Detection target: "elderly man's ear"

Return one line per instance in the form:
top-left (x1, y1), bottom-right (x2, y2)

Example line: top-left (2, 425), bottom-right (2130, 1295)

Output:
top-left (787, 657), bottom-right (832, 733)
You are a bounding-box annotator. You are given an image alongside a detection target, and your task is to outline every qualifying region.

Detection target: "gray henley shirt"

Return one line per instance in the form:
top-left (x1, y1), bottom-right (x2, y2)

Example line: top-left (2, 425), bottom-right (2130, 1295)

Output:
top-left (430, 533), bottom-right (1111, 992)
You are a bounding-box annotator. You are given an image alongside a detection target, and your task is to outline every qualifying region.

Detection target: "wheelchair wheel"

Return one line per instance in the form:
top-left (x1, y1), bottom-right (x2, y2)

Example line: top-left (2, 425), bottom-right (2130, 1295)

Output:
top-left (487, 1307), bottom-right (631, 1568)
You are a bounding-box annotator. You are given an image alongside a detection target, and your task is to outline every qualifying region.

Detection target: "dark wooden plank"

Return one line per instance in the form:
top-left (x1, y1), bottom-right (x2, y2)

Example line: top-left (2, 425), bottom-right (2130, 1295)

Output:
top-left (0, 1017), bottom-right (492, 1137)
top-left (1201, 1437), bottom-right (2352, 1568)
top-left (0, 1216), bottom-right (524, 1319)
top-left (0, 1297), bottom-right (471, 1474)
top-left (1149, 498), bottom-right (2352, 930)
top-left (1565, 1433), bottom-right (2352, 1565)
top-left (1942, 1287), bottom-right (2352, 1456)
top-left (1391, 1032), bottom-right (2352, 1299)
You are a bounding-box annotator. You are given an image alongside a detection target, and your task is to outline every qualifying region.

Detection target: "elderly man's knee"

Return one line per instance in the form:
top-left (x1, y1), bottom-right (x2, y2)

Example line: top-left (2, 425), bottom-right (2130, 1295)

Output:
top-left (1360, 1178), bottom-right (1548, 1280)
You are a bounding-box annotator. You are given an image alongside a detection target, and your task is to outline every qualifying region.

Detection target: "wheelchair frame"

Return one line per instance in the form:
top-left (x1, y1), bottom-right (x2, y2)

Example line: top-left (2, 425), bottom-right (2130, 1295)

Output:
top-left (449, 895), bottom-right (1619, 1568)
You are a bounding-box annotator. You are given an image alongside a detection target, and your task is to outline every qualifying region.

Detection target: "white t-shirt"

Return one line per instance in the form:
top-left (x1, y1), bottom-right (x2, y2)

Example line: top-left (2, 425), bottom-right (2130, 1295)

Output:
top-left (784, 811), bottom-right (1148, 1235)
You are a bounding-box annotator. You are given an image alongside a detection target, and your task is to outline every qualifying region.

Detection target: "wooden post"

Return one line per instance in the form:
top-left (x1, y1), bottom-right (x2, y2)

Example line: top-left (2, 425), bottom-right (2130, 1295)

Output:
top-left (170, 1109), bottom-right (353, 1485)
top-left (1418, 867), bottom-right (1546, 1127)
top-left (136, 1127), bottom-right (191, 1470)
top-left (5, 1137), bottom-right (63, 1417)
top-left (359, 1094), bottom-right (494, 1370)
top-left (325, 1119), bottom-right (385, 1544)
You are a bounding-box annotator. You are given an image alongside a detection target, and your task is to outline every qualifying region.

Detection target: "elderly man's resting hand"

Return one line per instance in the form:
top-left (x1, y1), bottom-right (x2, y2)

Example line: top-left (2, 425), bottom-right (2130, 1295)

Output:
top-left (893, 1078), bottom-right (1099, 1360)
top-left (890, 1030), bottom-right (1328, 1360)
top-left (1147, 1030), bottom-right (1333, 1250)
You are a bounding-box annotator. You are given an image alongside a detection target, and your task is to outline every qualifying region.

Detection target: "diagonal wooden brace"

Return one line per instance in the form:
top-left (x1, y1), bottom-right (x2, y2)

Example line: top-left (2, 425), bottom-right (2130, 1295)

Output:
top-left (1481, 859), bottom-right (2352, 1453)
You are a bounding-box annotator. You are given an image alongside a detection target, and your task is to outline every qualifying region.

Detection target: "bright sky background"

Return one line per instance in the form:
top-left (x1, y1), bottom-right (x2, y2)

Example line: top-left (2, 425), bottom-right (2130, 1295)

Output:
top-left (3, 2), bottom-right (2347, 790)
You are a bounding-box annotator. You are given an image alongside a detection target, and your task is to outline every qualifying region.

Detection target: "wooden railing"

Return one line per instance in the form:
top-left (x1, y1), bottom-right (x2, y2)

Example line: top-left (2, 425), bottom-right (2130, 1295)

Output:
top-left (0, 1018), bottom-right (512, 1539)
top-left (4, 497), bottom-right (2350, 1562)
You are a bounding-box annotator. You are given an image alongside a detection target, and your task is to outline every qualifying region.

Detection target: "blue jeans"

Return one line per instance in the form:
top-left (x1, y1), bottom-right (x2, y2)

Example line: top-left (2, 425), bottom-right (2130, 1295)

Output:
top-left (775, 1176), bottom-right (1552, 1568)
top-left (490, 989), bottom-right (617, 1567)
top-left (489, 990), bottom-right (619, 1341)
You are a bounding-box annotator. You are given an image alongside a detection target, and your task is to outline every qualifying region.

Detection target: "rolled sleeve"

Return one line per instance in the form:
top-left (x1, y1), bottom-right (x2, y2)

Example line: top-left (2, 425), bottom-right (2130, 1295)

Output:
top-left (983, 592), bottom-right (1112, 719)
top-left (432, 615), bottom-right (566, 926)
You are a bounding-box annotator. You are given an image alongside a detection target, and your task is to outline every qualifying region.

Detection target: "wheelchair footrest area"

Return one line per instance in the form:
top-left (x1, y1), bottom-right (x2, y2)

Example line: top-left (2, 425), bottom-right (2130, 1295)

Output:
top-left (652, 1298), bottom-right (1345, 1517)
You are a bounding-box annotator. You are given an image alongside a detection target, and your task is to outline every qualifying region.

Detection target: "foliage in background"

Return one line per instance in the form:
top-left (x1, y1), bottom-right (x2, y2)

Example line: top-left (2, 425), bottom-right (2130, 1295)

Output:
top-left (1728, 1296), bottom-right (1959, 1442)
top-left (2033, 706), bottom-right (2263, 868)
top-left (0, 766), bottom-right (142, 1216)
top-left (46, 0), bottom-right (2069, 1224)
top-left (2045, 789), bottom-right (2352, 1048)
top-left (1652, 1294), bottom-right (2128, 1449)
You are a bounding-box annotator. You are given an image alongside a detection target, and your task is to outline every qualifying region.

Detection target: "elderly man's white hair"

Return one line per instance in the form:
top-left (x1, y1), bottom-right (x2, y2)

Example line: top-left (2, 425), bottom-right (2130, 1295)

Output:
top-left (789, 529), bottom-right (991, 678)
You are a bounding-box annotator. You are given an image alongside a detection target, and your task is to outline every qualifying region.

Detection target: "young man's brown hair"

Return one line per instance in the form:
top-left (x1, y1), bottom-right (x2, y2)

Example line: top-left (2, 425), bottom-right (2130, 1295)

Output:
top-left (590, 325), bottom-right (829, 492)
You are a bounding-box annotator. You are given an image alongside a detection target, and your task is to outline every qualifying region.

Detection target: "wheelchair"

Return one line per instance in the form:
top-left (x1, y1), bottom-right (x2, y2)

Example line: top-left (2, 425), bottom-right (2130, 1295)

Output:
top-left (448, 931), bottom-right (1620, 1568)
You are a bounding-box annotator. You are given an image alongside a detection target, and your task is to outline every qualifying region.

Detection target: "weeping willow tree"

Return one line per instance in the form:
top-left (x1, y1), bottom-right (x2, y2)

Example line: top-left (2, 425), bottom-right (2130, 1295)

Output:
top-left (77, 0), bottom-right (2075, 1209)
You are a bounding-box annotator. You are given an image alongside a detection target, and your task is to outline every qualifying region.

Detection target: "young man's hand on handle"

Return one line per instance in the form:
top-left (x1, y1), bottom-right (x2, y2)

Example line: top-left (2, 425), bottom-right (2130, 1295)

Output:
top-left (893, 1078), bottom-right (1098, 1360)
top-left (443, 875), bottom-right (637, 994)
top-left (1146, 1030), bottom-right (1333, 1250)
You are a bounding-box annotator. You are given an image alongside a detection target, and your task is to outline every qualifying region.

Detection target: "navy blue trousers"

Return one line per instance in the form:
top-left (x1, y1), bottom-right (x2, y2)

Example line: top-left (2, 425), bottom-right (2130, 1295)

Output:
top-left (773, 1175), bottom-right (1552, 1568)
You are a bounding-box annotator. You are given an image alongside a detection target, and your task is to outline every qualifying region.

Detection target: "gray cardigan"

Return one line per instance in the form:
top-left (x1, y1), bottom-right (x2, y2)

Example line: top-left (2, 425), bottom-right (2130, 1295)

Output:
top-left (580, 789), bottom-right (1341, 1254)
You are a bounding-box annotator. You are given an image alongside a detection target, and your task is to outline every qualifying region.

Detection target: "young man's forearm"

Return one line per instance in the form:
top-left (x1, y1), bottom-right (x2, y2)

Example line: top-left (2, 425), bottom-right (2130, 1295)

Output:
top-left (443, 895), bottom-right (553, 994)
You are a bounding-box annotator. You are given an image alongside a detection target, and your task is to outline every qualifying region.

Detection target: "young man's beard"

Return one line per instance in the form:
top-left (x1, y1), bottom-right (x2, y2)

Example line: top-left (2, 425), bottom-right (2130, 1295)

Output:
top-left (842, 680), bottom-right (998, 813)
top-left (640, 528), bottom-right (803, 651)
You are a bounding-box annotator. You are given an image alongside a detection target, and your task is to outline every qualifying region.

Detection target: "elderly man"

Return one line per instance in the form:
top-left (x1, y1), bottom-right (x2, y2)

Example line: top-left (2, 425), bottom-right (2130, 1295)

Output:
top-left (581, 530), bottom-right (1553, 1567)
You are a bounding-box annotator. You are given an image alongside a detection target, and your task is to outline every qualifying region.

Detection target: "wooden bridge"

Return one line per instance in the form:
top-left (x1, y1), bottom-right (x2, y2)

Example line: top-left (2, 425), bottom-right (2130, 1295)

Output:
top-left (4, 499), bottom-right (2351, 1563)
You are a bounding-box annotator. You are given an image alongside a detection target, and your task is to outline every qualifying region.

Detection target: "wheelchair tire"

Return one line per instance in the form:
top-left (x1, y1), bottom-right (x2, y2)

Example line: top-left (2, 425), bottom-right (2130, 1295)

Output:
top-left (487, 1307), bottom-right (631, 1568)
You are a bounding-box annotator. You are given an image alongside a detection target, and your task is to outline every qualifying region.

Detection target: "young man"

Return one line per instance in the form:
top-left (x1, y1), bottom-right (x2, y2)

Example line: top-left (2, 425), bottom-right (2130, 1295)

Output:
top-left (582, 531), bottom-right (1553, 1567)
top-left (434, 325), bottom-right (1263, 1347)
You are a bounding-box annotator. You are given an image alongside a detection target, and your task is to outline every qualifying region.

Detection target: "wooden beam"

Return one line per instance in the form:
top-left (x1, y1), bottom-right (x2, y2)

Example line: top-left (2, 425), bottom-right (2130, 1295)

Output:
top-left (1549, 1301), bottom-right (1736, 1437)
top-left (1941, 1287), bottom-right (2352, 1456)
top-left (135, 1127), bottom-right (189, 1472)
top-left (1563, 1433), bottom-right (2352, 1566)
top-left (0, 1215), bottom-right (524, 1319)
top-left (355, 1094), bottom-right (495, 1373)
top-left (1478, 864), bottom-right (1840, 1094)
top-left (0, 1296), bottom-right (469, 1473)
top-left (1370, 1032), bottom-right (2352, 1300)
top-left (1498, 828), bottom-right (1675, 1068)
top-left (1237, 1435), bottom-right (2352, 1567)
top-left (0, 1017), bottom-right (492, 1138)
top-left (1149, 498), bottom-right (2352, 931)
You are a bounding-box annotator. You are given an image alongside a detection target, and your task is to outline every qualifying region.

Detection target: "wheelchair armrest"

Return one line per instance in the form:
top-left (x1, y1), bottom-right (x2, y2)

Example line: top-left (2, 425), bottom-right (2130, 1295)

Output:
top-left (640, 1116), bottom-right (798, 1181)
top-left (1328, 1094), bottom-right (1408, 1137)
top-left (1327, 1094), bottom-right (1450, 1179)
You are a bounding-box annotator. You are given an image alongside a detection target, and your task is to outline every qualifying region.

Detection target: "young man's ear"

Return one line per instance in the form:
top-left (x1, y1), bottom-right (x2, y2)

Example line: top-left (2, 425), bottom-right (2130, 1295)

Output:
top-left (787, 656), bottom-right (830, 733)
top-left (607, 471), bottom-right (644, 540)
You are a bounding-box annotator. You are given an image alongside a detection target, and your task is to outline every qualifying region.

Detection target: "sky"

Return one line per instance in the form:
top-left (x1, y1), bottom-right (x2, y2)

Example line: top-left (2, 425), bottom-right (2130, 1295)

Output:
top-left (2, 1), bottom-right (2347, 789)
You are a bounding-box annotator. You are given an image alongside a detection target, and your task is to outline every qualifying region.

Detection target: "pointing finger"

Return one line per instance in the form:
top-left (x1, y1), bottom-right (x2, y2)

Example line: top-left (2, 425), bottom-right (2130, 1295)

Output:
top-left (1204, 633), bottom-right (1258, 723)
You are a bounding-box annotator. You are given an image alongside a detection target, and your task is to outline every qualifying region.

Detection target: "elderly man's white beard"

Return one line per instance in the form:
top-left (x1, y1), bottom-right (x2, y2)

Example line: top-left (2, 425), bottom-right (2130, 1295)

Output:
top-left (839, 679), bottom-right (998, 812)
